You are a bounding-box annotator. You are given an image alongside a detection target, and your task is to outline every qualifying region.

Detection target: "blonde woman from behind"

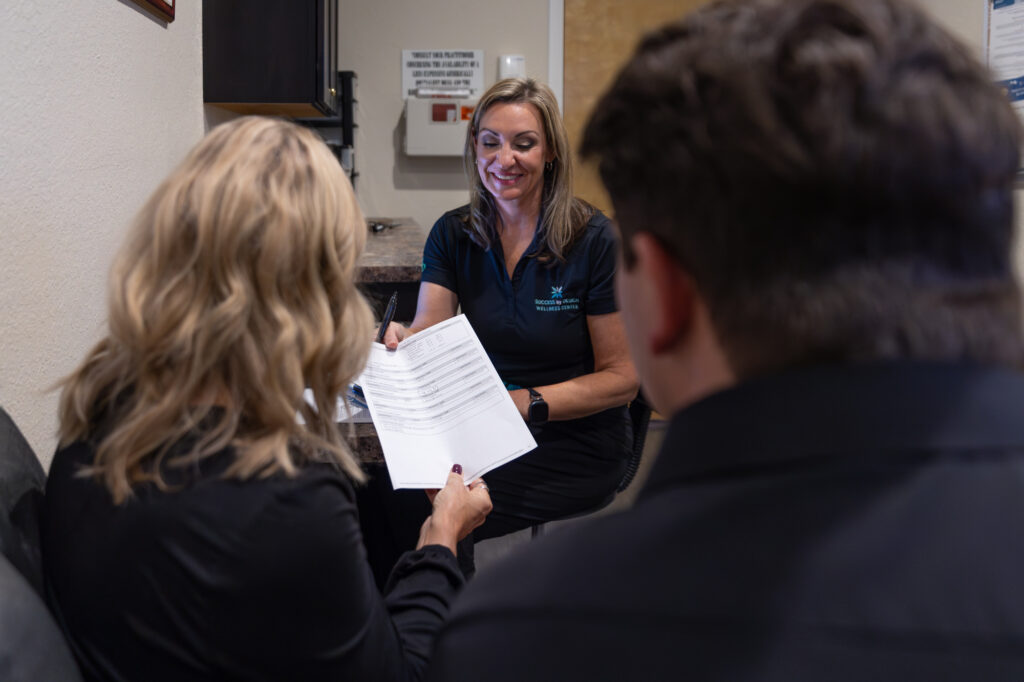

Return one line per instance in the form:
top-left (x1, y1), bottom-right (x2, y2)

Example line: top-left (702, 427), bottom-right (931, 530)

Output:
top-left (42, 117), bottom-right (490, 682)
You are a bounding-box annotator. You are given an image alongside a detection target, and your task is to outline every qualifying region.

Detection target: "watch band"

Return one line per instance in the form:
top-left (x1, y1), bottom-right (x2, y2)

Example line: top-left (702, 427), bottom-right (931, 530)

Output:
top-left (526, 387), bottom-right (548, 425)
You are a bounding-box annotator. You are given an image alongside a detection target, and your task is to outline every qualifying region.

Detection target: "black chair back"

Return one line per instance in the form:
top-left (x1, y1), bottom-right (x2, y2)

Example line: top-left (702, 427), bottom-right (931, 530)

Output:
top-left (618, 391), bottom-right (652, 493)
top-left (0, 409), bottom-right (48, 594)
top-left (0, 408), bottom-right (45, 509)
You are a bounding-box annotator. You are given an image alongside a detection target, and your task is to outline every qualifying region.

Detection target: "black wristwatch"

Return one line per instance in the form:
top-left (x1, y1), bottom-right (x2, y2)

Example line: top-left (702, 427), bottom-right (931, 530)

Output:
top-left (526, 388), bottom-right (548, 425)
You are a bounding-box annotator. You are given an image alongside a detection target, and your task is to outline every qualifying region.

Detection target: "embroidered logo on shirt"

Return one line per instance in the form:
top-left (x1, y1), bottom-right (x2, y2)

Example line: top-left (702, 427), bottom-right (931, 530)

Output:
top-left (535, 285), bottom-right (579, 312)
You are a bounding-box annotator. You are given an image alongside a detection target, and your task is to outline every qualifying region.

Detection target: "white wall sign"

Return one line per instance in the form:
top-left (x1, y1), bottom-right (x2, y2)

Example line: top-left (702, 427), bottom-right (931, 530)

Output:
top-left (401, 49), bottom-right (484, 98)
top-left (987, 0), bottom-right (1024, 177)
top-left (988, 0), bottom-right (1024, 119)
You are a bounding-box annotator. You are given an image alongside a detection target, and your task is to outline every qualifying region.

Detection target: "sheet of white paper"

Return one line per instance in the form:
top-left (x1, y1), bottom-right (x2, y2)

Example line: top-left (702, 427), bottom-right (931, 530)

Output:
top-left (357, 314), bottom-right (537, 488)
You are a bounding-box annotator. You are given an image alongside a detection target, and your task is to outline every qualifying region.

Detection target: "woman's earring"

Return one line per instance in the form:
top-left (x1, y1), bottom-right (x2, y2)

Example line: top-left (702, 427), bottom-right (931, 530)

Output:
top-left (545, 161), bottom-right (554, 172)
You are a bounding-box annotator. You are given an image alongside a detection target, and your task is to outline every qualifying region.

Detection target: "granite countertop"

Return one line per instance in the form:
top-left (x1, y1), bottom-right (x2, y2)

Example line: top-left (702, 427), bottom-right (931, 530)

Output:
top-left (358, 217), bottom-right (428, 284)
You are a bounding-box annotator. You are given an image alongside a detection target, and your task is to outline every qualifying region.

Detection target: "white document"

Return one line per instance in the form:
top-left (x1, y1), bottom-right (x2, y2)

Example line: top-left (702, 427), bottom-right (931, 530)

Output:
top-left (357, 314), bottom-right (537, 488)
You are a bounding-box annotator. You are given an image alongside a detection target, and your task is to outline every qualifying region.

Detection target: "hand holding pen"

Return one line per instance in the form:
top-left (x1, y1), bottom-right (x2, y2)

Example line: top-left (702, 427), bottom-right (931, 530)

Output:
top-left (380, 322), bottom-right (409, 350)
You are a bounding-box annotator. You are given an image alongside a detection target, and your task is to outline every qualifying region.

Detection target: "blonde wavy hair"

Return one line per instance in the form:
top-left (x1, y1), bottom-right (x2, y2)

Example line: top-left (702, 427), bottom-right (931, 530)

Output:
top-left (58, 116), bottom-right (374, 503)
top-left (463, 78), bottom-right (594, 262)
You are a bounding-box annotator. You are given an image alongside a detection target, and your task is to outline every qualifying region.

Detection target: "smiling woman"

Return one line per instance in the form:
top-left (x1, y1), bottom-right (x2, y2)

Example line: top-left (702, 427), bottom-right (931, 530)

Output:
top-left (363, 78), bottom-right (640, 580)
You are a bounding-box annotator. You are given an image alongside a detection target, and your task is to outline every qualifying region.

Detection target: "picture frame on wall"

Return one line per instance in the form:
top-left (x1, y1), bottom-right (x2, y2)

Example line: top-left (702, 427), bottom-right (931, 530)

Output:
top-left (128, 0), bottom-right (174, 23)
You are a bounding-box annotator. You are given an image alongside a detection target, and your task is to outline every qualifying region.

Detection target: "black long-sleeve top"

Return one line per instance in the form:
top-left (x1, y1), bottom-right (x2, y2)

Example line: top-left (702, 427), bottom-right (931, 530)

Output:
top-left (42, 436), bottom-right (463, 682)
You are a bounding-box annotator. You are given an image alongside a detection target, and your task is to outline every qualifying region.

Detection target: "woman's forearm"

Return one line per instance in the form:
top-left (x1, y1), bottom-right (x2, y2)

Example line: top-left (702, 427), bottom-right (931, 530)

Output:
top-left (511, 366), bottom-right (639, 422)
top-left (511, 311), bottom-right (639, 421)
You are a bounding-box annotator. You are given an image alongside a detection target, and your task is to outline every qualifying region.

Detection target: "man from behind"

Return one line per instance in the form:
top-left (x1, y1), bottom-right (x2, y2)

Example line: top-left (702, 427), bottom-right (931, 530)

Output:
top-left (428, 0), bottom-right (1024, 679)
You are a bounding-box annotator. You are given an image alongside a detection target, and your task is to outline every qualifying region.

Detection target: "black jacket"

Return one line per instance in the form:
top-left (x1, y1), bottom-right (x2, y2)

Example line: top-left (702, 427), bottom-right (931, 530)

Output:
top-left (429, 362), bottom-right (1024, 681)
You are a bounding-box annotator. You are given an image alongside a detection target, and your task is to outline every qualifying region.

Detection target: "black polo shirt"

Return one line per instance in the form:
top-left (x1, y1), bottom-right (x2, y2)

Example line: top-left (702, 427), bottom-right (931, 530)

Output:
top-left (421, 205), bottom-right (618, 389)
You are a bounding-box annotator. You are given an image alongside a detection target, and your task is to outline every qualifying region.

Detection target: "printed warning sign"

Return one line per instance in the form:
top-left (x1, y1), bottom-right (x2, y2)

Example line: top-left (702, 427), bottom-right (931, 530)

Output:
top-left (401, 49), bottom-right (484, 98)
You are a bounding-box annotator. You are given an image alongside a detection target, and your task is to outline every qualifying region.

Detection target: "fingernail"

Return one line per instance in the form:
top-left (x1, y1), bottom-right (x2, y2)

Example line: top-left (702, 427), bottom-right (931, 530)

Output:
top-left (452, 464), bottom-right (463, 474)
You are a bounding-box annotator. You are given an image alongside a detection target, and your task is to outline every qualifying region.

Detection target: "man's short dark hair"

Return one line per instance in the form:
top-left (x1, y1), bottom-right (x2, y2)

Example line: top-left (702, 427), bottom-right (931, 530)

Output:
top-left (582, 0), bottom-right (1024, 377)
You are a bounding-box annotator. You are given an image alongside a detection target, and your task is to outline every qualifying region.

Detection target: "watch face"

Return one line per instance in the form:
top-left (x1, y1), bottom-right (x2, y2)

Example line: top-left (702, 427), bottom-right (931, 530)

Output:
top-left (529, 399), bottom-right (549, 424)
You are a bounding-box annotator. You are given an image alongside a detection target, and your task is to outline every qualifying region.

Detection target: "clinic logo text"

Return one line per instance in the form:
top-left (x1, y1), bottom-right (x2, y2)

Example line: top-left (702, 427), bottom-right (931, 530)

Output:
top-left (535, 285), bottom-right (579, 312)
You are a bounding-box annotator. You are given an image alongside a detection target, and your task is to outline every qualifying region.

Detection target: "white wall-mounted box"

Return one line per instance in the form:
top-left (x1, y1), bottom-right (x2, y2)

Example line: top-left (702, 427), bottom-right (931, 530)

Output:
top-left (404, 97), bottom-right (477, 156)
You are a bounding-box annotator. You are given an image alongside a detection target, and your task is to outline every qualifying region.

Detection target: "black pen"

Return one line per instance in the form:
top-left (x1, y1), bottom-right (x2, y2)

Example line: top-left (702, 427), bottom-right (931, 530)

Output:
top-left (376, 291), bottom-right (399, 344)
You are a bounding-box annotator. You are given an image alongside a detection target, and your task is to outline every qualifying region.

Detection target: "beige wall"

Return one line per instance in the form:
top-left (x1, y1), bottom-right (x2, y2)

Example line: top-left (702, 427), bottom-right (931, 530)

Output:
top-left (337, 0), bottom-right (551, 232)
top-left (0, 1), bottom-right (204, 468)
top-left (914, 0), bottom-right (987, 50)
top-left (0, 0), bottom-right (1017, 470)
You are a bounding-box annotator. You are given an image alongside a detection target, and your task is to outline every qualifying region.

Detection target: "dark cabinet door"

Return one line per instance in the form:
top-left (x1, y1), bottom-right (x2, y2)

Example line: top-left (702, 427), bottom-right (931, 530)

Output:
top-left (204, 0), bottom-right (338, 117)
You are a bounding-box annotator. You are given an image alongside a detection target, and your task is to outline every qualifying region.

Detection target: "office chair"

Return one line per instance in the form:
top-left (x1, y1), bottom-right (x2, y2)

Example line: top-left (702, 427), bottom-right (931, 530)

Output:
top-left (618, 390), bottom-right (652, 493)
top-left (0, 408), bottom-right (47, 594)
top-left (530, 391), bottom-right (653, 539)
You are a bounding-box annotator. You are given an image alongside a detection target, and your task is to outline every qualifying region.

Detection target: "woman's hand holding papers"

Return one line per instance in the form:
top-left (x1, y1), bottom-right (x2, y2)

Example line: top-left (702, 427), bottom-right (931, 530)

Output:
top-left (417, 464), bottom-right (493, 555)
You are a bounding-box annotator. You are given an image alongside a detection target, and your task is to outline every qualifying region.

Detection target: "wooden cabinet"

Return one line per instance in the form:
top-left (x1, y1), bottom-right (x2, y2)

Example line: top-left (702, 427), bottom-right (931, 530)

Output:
top-left (203, 0), bottom-right (338, 117)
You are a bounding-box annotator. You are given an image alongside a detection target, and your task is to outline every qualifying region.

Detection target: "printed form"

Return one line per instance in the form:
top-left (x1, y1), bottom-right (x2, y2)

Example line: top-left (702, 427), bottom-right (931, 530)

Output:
top-left (357, 314), bottom-right (537, 488)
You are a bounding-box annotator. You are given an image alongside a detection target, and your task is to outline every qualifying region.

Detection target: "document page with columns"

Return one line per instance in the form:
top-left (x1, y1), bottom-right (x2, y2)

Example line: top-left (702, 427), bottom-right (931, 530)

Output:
top-left (357, 314), bottom-right (537, 488)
